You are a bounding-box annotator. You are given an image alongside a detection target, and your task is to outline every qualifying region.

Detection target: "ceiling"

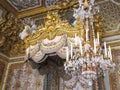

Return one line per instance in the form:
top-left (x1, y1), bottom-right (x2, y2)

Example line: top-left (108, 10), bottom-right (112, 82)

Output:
top-left (0, 0), bottom-right (120, 58)
top-left (0, 0), bottom-right (74, 18)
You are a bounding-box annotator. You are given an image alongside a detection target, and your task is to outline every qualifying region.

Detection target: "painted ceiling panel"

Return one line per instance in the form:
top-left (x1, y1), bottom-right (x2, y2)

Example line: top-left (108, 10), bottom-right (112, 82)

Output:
top-left (99, 1), bottom-right (120, 32)
top-left (7, 0), bottom-right (42, 11)
top-left (7, 0), bottom-right (70, 12)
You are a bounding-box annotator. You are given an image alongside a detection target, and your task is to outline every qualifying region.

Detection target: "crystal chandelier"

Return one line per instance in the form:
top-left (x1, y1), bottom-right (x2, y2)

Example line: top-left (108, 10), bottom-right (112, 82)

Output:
top-left (64, 0), bottom-right (115, 79)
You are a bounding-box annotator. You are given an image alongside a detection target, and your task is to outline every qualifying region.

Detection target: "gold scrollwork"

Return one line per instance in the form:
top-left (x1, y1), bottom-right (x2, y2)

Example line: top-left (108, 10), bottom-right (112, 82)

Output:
top-left (23, 11), bottom-right (102, 48)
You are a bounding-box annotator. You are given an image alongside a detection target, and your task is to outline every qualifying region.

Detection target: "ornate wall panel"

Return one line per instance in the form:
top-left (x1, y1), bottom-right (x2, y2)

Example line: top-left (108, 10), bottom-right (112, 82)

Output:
top-left (5, 62), bottom-right (44, 90)
top-left (110, 50), bottom-right (120, 90)
top-left (0, 61), bottom-right (5, 84)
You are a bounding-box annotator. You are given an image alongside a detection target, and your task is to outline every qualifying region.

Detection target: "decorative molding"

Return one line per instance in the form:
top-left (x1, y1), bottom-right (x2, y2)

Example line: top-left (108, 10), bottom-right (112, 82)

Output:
top-left (0, 52), bottom-right (25, 62)
top-left (2, 61), bottom-right (24, 90)
top-left (106, 40), bottom-right (120, 44)
top-left (103, 35), bottom-right (120, 41)
top-left (0, 0), bottom-right (109, 19)
top-left (112, 46), bottom-right (120, 49)
top-left (0, 0), bottom-right (18, 17)
top-left (0, 0), bottom-right (77, 18)
top-left (106, 23), bottom-right (120, 33)
top-left (0, 59), bottom-right (7, 90)
top-left (109, 51), bottom-right (120, 90)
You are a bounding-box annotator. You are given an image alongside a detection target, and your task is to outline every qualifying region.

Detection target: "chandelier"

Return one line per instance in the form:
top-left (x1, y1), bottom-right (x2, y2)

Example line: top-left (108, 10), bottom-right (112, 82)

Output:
top-left (19, 0), bottom-right (115, 81)
top-left (64, 0), bottom-right (115, 79)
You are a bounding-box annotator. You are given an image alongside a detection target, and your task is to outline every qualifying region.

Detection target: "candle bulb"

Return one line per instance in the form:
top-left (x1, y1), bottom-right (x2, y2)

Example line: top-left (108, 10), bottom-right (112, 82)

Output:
top-left (108, 46), bottom-right (112, 59)
top-left (79, 38), bottom-right (83, 55)
top-left (97, 32), bottom-right (100, 45)
top-left (75, 34), bottom-right (77, 45)
top-left (104, 42), bottom-right (107, 58)
top-left (86, 29), bottom-right (89, 41)
top-left (94, 38), bottom-right (96, 54)
top-left (66, 47), bottom-right (69, 61)
top-left (86, 19), bottom-right (89, 41)
top-left (71, 44), bottom-right (73, 58)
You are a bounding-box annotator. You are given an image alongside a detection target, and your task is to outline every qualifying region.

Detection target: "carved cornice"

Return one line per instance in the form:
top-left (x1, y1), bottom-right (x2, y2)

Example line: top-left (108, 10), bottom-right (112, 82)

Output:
top-left (0, 52), bottom-right (25, 63)
top-left (0, 0), bottom-right (18, 17)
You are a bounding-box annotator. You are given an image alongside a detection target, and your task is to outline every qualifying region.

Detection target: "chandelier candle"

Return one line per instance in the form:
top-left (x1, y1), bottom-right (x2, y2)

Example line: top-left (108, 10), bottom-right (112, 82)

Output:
top-left (86, 18), bottom-right (89, 41)
top-left (108, 46), bottom-right (112, 59)
top-left (94, 38), bottom-right (96, 54)
top-left (79, 38), bottom-right (83, 55)
top-left (104, 42), bottom-right (107, 58)
top-left (97, 32), bottom-right (100, 45)
top-left (71, 44), bottom-right (73, 58)
top-left (66, 47), bottom-right (69, 61)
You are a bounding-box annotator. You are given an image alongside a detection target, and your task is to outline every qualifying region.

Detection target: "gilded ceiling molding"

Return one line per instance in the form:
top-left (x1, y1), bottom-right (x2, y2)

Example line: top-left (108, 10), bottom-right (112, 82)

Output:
top-left (0, 53), bottom-right (9, 62)
top-left (0, 0), bottom-right (114, 18)
top-left (103, 30), bottom-right (120, 37)
top-left (105, 23), bottom-right (120, 33)
top-left (0, 0), bottom-right (18, 17)
top-left (0, 0), bottom-right (77, 18)
top-left (102, 35), bottom-right (120, 45)
top-left (17, 0), bottom-right (77, 18)
top-left (102, 23), bottom-right (120, 37)
top-left (107, 42), bottom-right (120, 48)
top-left (103, 35), bottom-right (120, 41)
top-left (0, 52), bottom-right (25, 62)
top-left (102, 34), bottom-right (120, 49)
